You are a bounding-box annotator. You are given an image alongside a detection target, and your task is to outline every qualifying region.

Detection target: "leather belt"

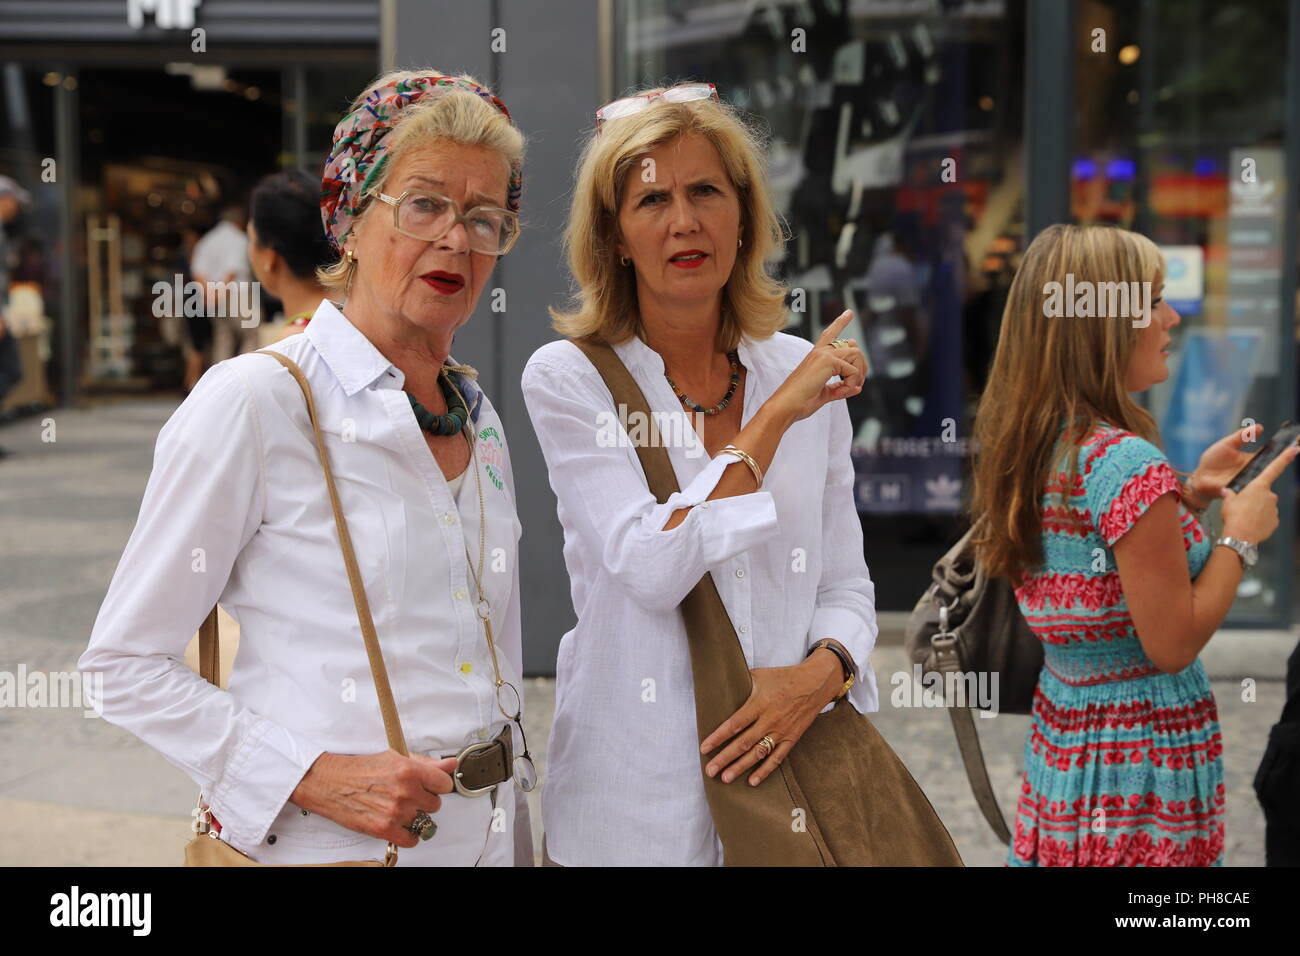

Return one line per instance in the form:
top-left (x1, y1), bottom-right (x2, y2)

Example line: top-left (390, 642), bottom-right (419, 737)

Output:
top-left (441, 725), bottom-right (513, 797)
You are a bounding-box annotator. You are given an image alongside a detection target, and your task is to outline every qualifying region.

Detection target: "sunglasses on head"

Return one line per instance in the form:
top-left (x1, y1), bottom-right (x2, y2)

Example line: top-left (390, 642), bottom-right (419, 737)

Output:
top-left (595, 82), bottom-right (720, 133)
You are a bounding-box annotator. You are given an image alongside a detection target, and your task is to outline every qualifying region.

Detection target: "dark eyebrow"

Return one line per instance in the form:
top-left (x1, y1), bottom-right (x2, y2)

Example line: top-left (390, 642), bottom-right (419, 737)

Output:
top-left (628, 177), bottom-right (724, 202)
top-left (405, 175), bottom-right (505, 209)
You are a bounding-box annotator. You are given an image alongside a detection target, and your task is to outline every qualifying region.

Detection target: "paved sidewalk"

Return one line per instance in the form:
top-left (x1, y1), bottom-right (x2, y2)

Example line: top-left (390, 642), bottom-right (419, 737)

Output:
top-left (1, 399), bottom-right (1293, 865)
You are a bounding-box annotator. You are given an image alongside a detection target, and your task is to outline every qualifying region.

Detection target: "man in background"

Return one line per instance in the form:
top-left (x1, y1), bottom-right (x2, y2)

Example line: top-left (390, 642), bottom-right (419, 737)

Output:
top-left (0, 175), bottom-right (32, 458)
top-left (191, 202), bottom-right (255, 367)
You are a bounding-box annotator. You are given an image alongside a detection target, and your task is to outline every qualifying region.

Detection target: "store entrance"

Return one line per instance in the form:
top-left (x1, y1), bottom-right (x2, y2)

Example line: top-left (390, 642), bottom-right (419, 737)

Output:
top-left (78, 66), bottom-right (282, 393)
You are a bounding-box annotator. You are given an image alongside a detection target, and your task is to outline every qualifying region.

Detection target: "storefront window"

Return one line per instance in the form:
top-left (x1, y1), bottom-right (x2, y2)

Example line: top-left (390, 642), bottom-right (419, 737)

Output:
top-left (1074, 0), bottom-right (1292, 622)
top-left (617, 0), bottom-right (1027, 608)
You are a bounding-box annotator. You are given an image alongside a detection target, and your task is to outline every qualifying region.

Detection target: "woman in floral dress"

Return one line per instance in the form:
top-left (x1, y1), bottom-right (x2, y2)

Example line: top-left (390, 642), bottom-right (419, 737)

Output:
top-left (970, 224), bottom-right (1297, 866)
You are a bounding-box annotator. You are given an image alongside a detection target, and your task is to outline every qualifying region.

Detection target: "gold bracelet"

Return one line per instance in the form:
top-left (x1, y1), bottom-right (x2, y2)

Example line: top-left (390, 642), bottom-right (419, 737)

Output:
top-left (721, 444), bottom-right (763, 490)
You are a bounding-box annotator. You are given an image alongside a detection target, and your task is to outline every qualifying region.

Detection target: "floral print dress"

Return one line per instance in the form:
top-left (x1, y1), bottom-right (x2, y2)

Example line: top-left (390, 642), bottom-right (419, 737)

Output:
top-left (1008, 423), bottom-right (1223, 866)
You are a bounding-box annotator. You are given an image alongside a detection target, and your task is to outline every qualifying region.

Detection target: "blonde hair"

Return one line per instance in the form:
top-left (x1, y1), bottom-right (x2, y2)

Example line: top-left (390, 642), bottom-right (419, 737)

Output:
top-left (318, 68), bottom-right (526, 298)
top-left (549, 86), bottom-right (789, 351)
top-left (971, 223), bottom-right (1166, 582)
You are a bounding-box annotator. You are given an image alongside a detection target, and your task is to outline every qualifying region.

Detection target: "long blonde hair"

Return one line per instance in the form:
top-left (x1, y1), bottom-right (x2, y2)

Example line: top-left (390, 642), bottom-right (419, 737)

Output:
top-left (549, 86), bottom-right (788, 352)
top-left (971, 223), bottom-right (1165, 582)
top-left (317, 68), bottom-right (525, 298)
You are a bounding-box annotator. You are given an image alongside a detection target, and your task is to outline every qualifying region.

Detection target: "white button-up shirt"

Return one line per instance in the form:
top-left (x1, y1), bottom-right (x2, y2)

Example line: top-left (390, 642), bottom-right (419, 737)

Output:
top-left (79, 299), bottom-right (529, 866)
top-left (521, 331), bottom-right (879, 867)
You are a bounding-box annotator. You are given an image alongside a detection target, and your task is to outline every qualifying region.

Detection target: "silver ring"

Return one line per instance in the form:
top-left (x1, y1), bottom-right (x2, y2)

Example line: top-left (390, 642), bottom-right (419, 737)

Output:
top-left (407, 810), bottom-right (437, 841)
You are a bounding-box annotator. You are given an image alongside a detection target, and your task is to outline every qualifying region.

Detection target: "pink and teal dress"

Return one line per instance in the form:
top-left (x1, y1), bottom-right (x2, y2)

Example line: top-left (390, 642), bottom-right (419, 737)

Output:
top-left (1008, 423), bottom-right (1224, 866)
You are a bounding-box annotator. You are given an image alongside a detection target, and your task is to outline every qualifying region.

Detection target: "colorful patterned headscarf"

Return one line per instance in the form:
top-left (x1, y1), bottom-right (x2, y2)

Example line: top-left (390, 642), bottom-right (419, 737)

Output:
top-left (320, 74), bottom-right (522, 250)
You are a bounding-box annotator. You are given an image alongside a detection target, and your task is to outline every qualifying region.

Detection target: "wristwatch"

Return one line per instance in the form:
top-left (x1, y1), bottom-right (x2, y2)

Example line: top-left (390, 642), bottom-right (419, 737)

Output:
top-left (1215, 536), bottom-right (1259, 569)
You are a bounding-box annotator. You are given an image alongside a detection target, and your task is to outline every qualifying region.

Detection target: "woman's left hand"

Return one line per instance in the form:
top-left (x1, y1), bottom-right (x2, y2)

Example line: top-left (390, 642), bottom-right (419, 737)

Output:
top-left (1189, 424), bottom-right (1266, 506)
top-left (700, 650), bottom-right (843, 786)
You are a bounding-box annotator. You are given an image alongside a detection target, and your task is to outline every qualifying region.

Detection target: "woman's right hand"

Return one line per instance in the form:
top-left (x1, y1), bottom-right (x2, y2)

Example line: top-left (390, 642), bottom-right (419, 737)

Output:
top-left (1219, 444), bottom-right (1300, 545)
top-left (289, 750), bottom-right (459, 848)
top-left (766, 310), bottom-right (867, 424)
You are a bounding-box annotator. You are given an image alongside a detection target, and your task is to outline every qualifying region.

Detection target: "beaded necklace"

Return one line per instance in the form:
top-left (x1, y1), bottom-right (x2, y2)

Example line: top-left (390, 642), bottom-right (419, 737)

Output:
top-left (407, 368), bottom-right (470, 436)
top-left (664, 350), bottom-right (740, 416)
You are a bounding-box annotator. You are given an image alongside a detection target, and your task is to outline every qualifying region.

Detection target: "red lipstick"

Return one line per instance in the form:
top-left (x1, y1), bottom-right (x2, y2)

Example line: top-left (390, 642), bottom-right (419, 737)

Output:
top-left (421, 270), bottom-right (465, 294)
top-left (668, 249), bottom-right (708, 269)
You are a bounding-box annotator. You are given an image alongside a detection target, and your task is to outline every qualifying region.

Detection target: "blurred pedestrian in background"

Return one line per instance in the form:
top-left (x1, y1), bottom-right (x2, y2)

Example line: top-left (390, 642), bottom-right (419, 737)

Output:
top-left (246, 169), bottom-right (337, 342)
top-left (193, 202), bottom-right (256, 364)
top-left (0, 175), bottom-right (32, 457)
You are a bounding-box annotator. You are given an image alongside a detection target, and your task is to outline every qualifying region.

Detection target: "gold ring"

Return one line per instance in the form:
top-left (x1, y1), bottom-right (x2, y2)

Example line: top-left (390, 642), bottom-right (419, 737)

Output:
top-left (830, 339), bottom-right (852, 350)
top-left (757, 734), bottom-right (776, 757)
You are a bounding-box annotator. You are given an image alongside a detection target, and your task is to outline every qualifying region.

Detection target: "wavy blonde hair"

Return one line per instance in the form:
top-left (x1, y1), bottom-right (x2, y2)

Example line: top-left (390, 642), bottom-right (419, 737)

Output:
top-left (549, 86), bottom-right (789, 351)
top-left (317, 68), bottom-right (526, 298)
top-left (971, 223), bottom-right (1166, 582)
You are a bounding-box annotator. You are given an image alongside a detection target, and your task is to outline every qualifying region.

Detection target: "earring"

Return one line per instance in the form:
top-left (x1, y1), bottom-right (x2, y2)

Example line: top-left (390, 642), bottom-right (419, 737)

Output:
top-left (737, 237), bottom-right (743, 248)
top-left (344, 248), bottom-right (358, 293)
top-left (620, 256), bottom-right (631, 266)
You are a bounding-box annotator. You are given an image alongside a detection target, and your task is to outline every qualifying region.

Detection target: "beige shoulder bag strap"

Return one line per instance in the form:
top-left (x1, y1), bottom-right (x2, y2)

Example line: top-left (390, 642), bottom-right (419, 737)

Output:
top-left (197, 350), bottom-right (408, 756)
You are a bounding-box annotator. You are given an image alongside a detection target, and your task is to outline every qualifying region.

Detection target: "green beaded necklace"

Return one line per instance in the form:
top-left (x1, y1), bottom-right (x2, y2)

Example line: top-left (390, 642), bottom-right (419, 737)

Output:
top-left (407, 369), bottom-right (469, 436)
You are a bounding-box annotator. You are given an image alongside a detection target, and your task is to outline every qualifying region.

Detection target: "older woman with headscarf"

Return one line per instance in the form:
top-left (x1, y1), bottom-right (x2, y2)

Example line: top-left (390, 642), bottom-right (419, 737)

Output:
top-left (80, 70), bottom-right (536, 866)
top-left (522, 83), bottom-right (875, 866)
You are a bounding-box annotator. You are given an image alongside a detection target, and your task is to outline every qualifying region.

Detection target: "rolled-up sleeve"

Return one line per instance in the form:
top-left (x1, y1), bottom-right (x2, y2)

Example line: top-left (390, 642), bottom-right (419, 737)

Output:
top-left (806, 401), bottom-right (879, 714)
top-left (77, 359), bottom-right (325, 847)
top-left (521, 358), bottom-right (781, 611)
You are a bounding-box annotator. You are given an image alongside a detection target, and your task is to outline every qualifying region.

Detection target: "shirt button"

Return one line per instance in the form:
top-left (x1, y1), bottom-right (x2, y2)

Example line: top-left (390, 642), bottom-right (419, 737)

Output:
top-left (739, 624), bottom-right (749, 634)
top-left (735, 568), bottom-right (746, 578)
top-left (267, 834), bottom-right (277, 845)
top-left (699, 501), bottom-right (710, 510)
top-left (443, 513), bottom-right (458, 525)
top-left (459, 661), bottom-right (473, 675)
top-left (454, 588), bottom-right (467, 601)
top-left (300, 809), bottom-right (309, 816)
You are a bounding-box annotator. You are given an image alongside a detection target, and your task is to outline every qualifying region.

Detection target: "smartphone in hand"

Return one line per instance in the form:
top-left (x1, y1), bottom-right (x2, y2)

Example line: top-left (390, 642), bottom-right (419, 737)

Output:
top-left (1226, 421), bottom-right (1300, 493)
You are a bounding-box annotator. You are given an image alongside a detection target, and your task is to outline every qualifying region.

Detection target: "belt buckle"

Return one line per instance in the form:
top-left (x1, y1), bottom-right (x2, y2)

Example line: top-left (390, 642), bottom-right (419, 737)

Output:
top-left (452, 739), bottom-right (500, 797)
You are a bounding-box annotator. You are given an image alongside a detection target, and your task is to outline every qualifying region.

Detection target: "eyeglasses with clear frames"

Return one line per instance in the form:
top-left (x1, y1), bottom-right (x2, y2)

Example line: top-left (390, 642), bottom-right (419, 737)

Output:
top-left (373, 189), bottom-right (520, 255)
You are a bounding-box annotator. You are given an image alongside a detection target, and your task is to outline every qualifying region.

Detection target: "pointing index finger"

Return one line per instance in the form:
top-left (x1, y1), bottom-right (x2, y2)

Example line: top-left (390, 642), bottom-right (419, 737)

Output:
top-left (816, 310), bottom-right (854, 347)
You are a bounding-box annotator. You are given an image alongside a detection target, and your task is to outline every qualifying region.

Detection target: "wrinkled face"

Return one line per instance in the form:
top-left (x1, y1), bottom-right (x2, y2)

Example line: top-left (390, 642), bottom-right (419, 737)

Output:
top-left (345, 141), bottom-right (509, 335)
top-left (1124, 274), bottom-right (1180, 392)
top-left (615, 131), bottom-right (742, 309)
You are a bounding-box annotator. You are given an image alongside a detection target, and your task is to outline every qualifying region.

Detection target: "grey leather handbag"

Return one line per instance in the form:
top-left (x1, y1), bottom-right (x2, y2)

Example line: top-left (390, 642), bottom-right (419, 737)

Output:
top-left (904, 519), bottom-right (1044, 844)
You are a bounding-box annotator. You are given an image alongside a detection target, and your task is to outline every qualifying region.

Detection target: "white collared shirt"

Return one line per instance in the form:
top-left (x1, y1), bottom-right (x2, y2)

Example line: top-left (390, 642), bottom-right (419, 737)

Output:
top-left (521, 331), bottom-right (879, 867)
top-left (79, 299), bottom-right (529, 866)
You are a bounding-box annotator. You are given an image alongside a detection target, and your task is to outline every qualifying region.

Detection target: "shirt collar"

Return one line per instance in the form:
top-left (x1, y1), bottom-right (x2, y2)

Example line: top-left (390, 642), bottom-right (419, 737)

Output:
top-left (304, 299), bottom-right (398, 396)
top-left (303, 299), bottom-right (486, 423)
top-left (614, 328), bottom-right (768, 376)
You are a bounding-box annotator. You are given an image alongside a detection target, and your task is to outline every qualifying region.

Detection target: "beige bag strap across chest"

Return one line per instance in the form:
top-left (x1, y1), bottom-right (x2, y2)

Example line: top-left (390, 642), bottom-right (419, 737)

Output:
top-left (196, 349), bottom-right (408, 757)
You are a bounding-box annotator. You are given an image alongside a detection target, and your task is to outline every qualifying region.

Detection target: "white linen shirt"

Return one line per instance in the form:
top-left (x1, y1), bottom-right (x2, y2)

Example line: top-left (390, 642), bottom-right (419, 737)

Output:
top-left (521, 331), bottom-right (879, 867)
top-left (79, 299), bottom-right (529, 866)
